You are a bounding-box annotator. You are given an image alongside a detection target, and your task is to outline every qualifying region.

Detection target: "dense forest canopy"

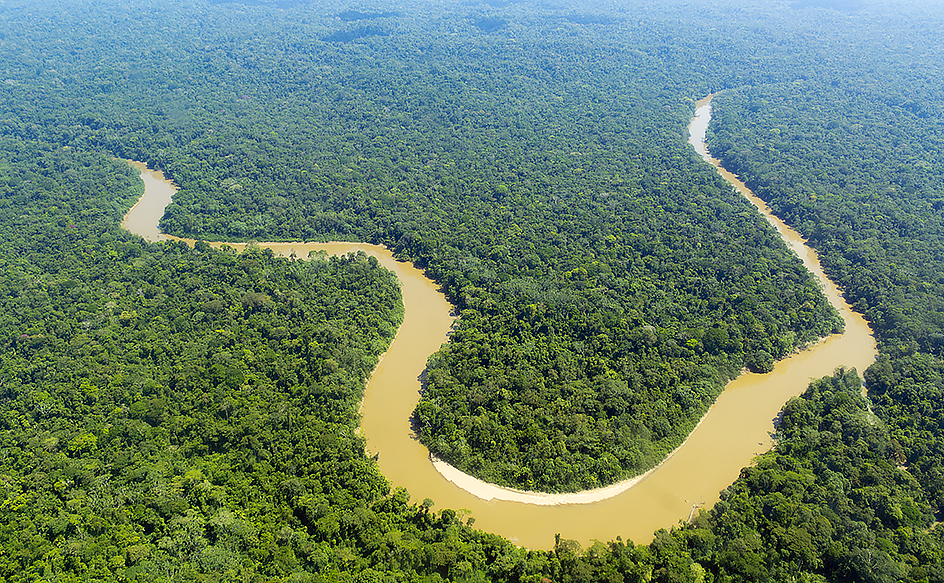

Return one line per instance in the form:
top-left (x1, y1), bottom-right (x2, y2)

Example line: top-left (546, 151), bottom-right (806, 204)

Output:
top-left (1, 0), bottom-right (944, 580)
top-left (2, 0), bottom-right (850, 492)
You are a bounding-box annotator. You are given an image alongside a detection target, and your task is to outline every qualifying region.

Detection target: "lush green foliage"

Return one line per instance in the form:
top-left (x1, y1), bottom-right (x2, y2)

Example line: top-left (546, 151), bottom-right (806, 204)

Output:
top-left (0, 139), bottom-right (406, 579)
top-left (687, 9), bottom-right (944, 580)
top-left (3, 0), bottom-right (944, 580)
top-left (707, 65), bottom-right (944, 519)
top-left (709, 84), bottom-right (944, 351)
top-left (650, 370), bottom-right (944, 583)
top-left (0, 0), bottom-right (846, 492)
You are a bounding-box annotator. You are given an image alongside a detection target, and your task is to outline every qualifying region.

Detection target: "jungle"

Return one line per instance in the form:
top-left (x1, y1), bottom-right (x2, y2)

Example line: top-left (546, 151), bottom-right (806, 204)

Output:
top-left (0, 0), bottom-right (943, 580)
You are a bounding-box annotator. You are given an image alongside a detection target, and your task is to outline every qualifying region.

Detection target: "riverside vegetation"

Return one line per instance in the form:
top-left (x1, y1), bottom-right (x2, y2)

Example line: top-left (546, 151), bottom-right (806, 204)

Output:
top-left (23, 0), bottom-right (848, 493)
top-left (1, 0), bottom-right (944, 580)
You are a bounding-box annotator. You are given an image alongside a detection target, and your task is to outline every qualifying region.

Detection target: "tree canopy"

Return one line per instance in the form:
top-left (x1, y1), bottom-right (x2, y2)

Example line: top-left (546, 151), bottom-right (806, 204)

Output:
top-left (1, 0), bottom-right (944, 579)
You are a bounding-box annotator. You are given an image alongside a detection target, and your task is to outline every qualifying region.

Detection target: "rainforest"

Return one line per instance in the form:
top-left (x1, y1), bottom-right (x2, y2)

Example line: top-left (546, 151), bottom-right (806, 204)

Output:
top-left (0, 0), bottom-right (943, 580)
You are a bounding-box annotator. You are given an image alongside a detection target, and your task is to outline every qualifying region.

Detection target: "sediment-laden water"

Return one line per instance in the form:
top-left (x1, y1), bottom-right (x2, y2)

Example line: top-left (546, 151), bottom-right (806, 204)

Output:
top-left (122, 100), bottom-right (876, 548)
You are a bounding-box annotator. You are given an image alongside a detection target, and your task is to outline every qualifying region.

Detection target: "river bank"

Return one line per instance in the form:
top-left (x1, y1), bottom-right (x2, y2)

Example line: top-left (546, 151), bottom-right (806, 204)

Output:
top-left (431, 407), bottom-right (712, 505)
top-left (122, 96), bottom-right (877, 546)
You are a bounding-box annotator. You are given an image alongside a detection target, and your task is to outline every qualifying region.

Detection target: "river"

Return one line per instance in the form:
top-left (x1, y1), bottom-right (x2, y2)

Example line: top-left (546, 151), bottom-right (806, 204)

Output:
top-left (121, 95), bottom-right (876, 549)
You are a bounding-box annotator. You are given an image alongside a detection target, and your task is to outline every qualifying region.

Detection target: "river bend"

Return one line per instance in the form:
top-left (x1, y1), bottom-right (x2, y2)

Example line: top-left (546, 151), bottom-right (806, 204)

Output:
top-left (121, 96), bottom-right (876, 549)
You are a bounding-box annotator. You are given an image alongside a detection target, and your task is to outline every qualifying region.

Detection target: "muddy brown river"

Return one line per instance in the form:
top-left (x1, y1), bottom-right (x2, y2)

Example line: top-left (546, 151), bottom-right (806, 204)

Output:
top-left (121, 96), bottom-right (876, 549)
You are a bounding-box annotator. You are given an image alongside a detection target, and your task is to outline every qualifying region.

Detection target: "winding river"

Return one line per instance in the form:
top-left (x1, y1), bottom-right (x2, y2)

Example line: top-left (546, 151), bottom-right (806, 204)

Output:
top-left (121, 95), bottom-right (876, 550)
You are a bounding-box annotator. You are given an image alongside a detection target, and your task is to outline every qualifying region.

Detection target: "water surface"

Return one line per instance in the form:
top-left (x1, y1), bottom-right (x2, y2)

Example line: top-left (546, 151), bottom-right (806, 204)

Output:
top-left (123, 111), bottom-right (876, 549)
